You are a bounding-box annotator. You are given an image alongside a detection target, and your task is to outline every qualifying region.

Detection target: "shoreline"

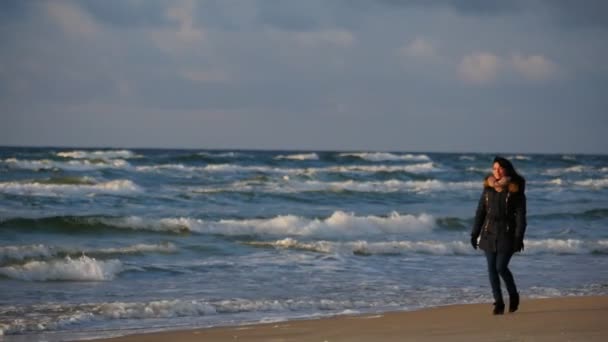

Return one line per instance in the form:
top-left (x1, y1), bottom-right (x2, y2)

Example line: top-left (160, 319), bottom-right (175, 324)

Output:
top-left (84, 295), bottom-right (608, 342)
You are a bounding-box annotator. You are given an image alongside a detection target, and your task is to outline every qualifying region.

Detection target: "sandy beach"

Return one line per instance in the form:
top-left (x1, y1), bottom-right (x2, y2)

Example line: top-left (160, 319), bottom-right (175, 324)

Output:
top-left (87, 296), bottom-right (607, 342)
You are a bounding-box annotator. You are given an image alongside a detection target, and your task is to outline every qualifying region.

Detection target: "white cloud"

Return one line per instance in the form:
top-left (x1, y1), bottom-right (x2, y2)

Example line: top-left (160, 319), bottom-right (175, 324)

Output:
top-left (267, 28), bottom-right (355, 49)
top-left (511, 54), bottom-right (558, 81)
top-left (458, 52), bottom-right (501, 84)
top-left (178, 69), bottom-right (231, 83)
top-left (167, 0), bottom-right (205, 43)
top-left (44, 1), bottom-right (101, 39)
top-left (150, 0), bottom-right (205, 53)
top-left (400, 37), bottom-right (436, 58)
top-left (294, 29), bottom-right (356, 48)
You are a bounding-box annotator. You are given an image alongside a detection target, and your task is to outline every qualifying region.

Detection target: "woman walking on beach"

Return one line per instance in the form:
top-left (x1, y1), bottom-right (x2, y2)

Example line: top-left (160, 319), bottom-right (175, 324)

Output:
top-left (471, 156), bottom-right (527, 315)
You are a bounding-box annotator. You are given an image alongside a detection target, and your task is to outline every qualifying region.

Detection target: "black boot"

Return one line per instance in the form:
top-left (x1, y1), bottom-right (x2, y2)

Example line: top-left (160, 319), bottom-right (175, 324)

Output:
top-left (509, 293), bottom-right (520, 313)
top-left (493, 302), bottom-right (505, 315)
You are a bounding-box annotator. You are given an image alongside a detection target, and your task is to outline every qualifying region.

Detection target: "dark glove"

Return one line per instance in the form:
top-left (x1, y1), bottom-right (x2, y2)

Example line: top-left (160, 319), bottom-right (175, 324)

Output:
top-left (513, 237), bottom-right (524, 252)
top-left (470, 236), bottom-right (478, 250)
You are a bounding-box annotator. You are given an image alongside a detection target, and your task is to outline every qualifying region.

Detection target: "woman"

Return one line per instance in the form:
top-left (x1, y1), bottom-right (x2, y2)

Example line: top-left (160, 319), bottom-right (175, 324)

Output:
top-left (471, 156), bottom-right (526, 315)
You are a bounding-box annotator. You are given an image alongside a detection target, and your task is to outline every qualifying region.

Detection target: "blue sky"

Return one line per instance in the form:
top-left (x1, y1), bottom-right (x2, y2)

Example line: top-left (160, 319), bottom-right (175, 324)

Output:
top-left (1, 0), bottom-right (607, 154)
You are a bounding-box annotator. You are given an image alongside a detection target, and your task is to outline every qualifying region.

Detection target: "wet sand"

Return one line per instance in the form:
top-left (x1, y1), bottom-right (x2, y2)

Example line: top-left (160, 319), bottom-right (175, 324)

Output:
top-left (87, 296), bottom-right (608, 342)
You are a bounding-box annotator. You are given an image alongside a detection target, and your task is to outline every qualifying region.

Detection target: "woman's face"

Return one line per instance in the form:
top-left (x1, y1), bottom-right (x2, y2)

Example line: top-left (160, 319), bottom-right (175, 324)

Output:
top-left (493, 162), bottom-right (506, 180)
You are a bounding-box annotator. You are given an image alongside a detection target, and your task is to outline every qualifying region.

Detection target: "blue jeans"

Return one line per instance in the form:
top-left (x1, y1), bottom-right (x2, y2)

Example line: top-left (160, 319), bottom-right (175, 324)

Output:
top-left (484, 251), bottom-right (518, 304)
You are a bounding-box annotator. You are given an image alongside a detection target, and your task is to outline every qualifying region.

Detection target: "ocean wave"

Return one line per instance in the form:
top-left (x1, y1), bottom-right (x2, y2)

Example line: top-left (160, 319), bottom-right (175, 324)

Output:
top-left (0, 179), bottom-right (141, 197)
top-left (0, 212), bottom-right (436, 237)
top-left (246, 238), bottom-right (472, 255)
top-left (573, 178), bottom-right (608, 189)
top-left (525, 239), bottom-right (608, 255)
top-left (507, 155), bottom-right (532, 161)
top-left (0, 255), bottom-right (123, 281)
top-left (136, 162), bottom-right (439, 176)
top-left (0, 297), bottom-right (370, 335)
top-left (339, 152), bottom-right (430, 162)
top-left (246, 238), bottom-right (333, 253)
top-left (275, 153), bottom-right (319, 160)
top-left (0, 242), bottom-right (176, 263)
top-left (542, 165), bottom-right (590, 176)
top-left (244, 238), bottom-right (608, 256)
top-left (193, 178), bottom-right (478, 194)
top-left (2, 157), bottom-right (130, 171)
top-left (78, 212), bottom-right (435, 237)
top-left (322, 162), bottom-right (439, 174)
top-left (171, 211), bottom-right (436, 238)
top-left (57, 150), bottom-right (139, 160)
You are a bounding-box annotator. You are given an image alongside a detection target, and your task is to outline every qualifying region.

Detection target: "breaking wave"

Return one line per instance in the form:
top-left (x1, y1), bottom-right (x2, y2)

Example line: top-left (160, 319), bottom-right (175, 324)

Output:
top-left (193, 179), bottom-right (477, 194)
top-left (274, 153), bottom-right (319, 160)
top-left (0, 255), bottom-right (123, 281)
top-left (0, 242), bottom-right (176, 264)
top-left (0, 179), bottom-right (141, 197)
top-left (338, 152), bottom-right (430, 162)
top-left (2, 157), bottom-right (131, 171)
top-left (0, 212), bottom-right (436, 238)
top-left (56, 150), bottom-right (139, 160)
top-left (244, 238), bottom-right (608, 256)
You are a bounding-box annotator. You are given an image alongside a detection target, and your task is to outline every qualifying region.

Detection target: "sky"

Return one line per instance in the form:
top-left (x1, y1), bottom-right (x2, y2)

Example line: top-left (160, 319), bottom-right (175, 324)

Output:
top-left (1, 0), bottom-right (607, 154)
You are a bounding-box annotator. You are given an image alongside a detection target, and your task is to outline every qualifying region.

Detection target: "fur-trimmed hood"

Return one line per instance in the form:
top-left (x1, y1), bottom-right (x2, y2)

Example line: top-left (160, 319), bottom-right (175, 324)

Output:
top-left (483, 175), bottom-right (521, 193)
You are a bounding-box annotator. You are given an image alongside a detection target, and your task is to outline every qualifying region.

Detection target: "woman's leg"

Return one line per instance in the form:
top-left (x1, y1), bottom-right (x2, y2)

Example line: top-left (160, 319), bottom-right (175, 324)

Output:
top-left (496, 252), bottom-right (519, 312)
top-left (496, 252), bottom-right (518, 298)
top-left (484, 251), bottom-right (503, 305)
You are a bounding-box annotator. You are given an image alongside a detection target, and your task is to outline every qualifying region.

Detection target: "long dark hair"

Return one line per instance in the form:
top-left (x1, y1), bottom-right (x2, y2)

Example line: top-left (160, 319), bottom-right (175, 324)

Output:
top-left (493, 156), bottom-right (526, 193)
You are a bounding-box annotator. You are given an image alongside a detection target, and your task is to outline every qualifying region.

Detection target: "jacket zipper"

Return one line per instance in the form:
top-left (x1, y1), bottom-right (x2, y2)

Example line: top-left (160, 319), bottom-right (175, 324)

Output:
top-left (505, 192), bottom-right (511, 232)
top-left (483, 192), bottom-right (490, 233)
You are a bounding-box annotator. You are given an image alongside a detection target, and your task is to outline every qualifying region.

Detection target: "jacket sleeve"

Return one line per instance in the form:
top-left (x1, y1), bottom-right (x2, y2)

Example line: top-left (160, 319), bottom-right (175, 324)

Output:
top-left (514, 192), bottom-right (527, 239)
top-left (471, 189), bottom-right (487, 239)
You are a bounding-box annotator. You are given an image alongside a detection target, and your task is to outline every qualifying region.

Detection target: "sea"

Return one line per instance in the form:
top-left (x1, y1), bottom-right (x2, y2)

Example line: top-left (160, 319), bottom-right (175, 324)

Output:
top-left (0, 147), bottom-right (607, 341)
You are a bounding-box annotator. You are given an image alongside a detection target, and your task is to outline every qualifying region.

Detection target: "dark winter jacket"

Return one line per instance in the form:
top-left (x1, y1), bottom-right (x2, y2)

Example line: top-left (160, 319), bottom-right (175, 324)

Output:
top-left (471, 177), bottom-right (527, 253)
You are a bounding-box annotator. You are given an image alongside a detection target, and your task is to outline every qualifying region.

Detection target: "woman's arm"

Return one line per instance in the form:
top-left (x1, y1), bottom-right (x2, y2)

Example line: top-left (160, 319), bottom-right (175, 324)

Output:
top-left (471, 189), bottom-right (487, 240)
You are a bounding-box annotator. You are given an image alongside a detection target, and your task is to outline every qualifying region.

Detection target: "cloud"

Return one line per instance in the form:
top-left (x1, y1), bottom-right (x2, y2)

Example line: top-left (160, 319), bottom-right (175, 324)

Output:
top-left (178, 69), bottom-right (231, 83)
top-left (166, 0), bottom-right (205, 43)
top-left (288, 29), bottom-right (356, 48)
top-left (400, 37), bottom-right (436, 58)
top-left (458, 52), bottom-right (501, 84)
top-left (149, 0), bottom-right (205, 53)
top-left (44, 1), bottom-right (101, 39)
top-left (511, 53), bottom-right (558, 80)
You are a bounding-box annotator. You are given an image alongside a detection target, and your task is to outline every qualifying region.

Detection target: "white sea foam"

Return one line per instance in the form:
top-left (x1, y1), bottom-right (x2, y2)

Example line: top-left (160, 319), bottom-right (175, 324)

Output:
top-left (0, 243), bottom-right (176, 263)
top-left (0, 297), bottom-right (370, 335)
top-left (543, 165), bottom-right (588, 176)
top-left (0, 244), bottom-right (53, 262)
top-left (574, 178), bottom-right (608, 189)
top-left (198, 152), bottom-right (240, 158)
top-left (244, 238), bottom-right (608, 256)
top-left (135, 160), bottom-right (440, 177)
top-left (57, 150), bottom-right (139, 160)
top-left (193, 179), bottom-right (478, 194)
top-left (0, 179), bottom-right (141, 197)
top-left (321, 162), bottom-right (439, 174)
top-left (508, 155), bottom-right (532, 161)
top-left (2, 158), bottom-right (130, 171)
top-left (107, 212), bottom-right (436, 238)
top-left (339, 152), bottom-right (430, 162)
top-left (459, 155), bottom-right (476, 161)
top-left (0, 255), bottom-right (123, 281)
top-left (247, 239), bottom-right (472, 255)
top-left (351, 240), bottom-right (472, 255)
top-left (275, 153), bottom-right (319, 160)
top-left (246, 238), bottom-right (333, 253)
top-left (526, 239), bottom-right (608, 254)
